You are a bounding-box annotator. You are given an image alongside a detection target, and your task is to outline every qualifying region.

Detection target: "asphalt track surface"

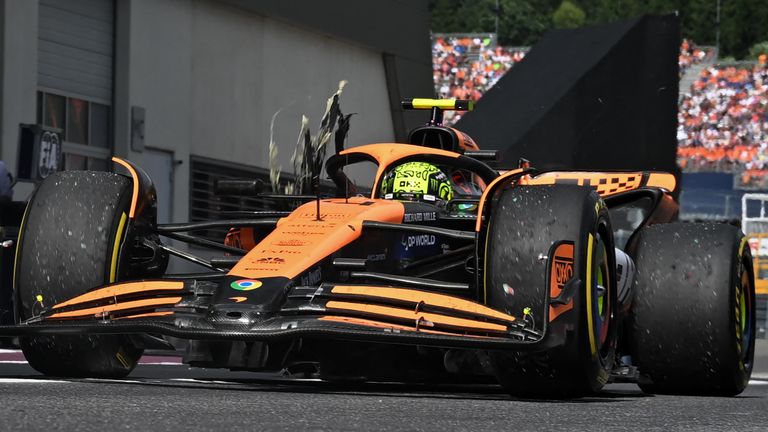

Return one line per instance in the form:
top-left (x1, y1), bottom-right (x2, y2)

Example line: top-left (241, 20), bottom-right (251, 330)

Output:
top-left (1, 342), bottom-right (767, 431)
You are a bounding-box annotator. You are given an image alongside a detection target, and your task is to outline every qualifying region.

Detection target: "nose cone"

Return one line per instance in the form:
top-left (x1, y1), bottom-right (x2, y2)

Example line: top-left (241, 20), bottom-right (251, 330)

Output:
top-left (208, 276), bottom-right (291, 327)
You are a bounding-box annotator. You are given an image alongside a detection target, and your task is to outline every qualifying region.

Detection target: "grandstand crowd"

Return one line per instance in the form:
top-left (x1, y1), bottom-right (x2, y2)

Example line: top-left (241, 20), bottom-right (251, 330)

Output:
top-left (433, 35), bottom-right (768, 189)
top-left (678, 39), bottom-right (714, 77)
top-left (677, 55), bottom-right (768, 188)
top-left (432, 35), bottom-right (527, 124)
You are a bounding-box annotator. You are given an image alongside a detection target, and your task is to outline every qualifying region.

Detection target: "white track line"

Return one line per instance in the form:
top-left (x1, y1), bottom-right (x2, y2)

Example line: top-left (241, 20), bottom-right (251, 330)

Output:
top-left (0, 378), bottom-right (67, 383)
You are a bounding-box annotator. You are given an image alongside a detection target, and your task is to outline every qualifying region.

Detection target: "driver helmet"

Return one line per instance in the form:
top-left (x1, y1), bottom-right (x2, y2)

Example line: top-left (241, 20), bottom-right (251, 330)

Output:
top-left (380, 161), bottom-right (453, 205)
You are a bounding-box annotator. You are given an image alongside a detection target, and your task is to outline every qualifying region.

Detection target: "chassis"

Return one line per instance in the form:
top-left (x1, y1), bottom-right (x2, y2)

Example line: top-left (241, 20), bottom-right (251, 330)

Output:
top-left (0, 99), bottom-right (756, 397)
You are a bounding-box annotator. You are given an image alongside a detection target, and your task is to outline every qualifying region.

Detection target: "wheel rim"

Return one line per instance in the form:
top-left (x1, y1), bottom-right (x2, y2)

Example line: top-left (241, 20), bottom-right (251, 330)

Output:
top-left (738, 258), bottom-right (753, 367)
top-left (593, 232), bottom-right (611, 347)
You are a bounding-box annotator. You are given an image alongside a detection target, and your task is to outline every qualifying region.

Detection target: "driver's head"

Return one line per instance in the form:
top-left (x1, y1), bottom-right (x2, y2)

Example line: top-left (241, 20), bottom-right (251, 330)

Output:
top-left (380, 161), bottom-right (453, 205)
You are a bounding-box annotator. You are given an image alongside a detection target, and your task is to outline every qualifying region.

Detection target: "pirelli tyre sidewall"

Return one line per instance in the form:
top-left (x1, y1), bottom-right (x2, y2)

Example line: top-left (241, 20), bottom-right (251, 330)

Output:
top-left (485, 184), bottom-right (617, 397)
top-left (629, 223), bottom-right (755, 395)
top-left (15, 171), bottom-right (142, 378)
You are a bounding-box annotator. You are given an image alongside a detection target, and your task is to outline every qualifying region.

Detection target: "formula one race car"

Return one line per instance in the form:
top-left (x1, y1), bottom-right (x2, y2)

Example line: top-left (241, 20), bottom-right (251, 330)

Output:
top-left (1, 99), bottom-right (755, 397)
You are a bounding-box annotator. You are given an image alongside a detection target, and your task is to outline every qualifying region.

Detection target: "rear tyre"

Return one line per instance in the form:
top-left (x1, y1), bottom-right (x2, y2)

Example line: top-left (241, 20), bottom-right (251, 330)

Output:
top-left (485, 185), bottom-right (617, 397)
top-left (629, 223), bottom-right (755, 395)
top-left (15, 171), bottom-right (143, 378)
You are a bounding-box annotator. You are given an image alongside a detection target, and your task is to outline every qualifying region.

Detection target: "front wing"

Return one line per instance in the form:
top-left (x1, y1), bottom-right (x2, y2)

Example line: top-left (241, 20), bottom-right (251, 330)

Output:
top-left (0, 278), bottom-right (567, 351)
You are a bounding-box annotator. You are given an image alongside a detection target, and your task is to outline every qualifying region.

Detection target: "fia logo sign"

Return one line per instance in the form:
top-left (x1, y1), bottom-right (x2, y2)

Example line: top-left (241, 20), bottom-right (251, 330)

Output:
top-left (38, 131), bottom-right (61, 179)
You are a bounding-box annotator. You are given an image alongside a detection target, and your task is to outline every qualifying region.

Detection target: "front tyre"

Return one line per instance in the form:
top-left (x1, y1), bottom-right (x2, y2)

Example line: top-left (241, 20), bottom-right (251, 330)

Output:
top-left (485, 185), bottom-right (617, 397)
top-left (15, 171), bottom-right (143, 378)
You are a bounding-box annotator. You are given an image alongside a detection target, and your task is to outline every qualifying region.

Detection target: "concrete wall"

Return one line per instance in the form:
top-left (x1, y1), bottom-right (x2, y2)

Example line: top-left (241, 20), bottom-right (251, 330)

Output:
top-left (117, 0), bottom-right (399, 224)
top-left (219, 0), bottom-right (434, 140)
top-left (0, 0), bottom-right (432, 209)
top-left (0, 0), bottom-right (39, 200)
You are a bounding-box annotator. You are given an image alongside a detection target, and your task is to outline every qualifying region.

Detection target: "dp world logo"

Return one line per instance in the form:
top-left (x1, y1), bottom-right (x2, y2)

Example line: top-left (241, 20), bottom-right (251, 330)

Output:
top-left (230, 279), bottom-right (262, 291)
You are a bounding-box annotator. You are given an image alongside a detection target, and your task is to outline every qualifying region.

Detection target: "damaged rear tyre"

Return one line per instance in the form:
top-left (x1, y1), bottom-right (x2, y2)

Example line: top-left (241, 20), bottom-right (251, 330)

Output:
top-left (15, 171), bottom-right (143, 378)
top-left (485, 185), bottom-right (617, 397)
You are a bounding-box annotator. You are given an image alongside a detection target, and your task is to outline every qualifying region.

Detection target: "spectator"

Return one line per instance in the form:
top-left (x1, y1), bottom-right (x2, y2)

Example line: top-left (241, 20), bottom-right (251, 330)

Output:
top-left (432, 34), bottom-right (528, 125)
top-left (431, 36), bottom-right (764, 188)
top-left (679, 38), bottom-right (714, 78)
top-left (677, 62), bottom-right (768, 188)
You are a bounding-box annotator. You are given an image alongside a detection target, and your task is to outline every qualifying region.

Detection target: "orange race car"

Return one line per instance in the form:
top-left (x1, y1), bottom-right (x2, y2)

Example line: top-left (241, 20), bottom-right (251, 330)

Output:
top-left (0, 99), bottom-right (755, 397)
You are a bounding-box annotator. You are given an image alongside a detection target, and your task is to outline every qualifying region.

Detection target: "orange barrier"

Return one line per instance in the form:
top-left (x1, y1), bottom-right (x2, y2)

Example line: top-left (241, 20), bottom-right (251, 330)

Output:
top-left (677, 146), bottom-right (760, 164)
